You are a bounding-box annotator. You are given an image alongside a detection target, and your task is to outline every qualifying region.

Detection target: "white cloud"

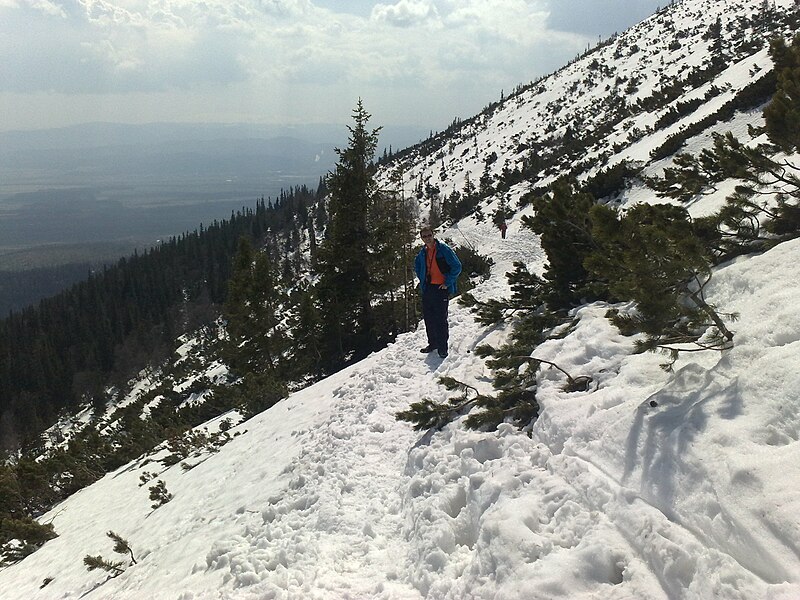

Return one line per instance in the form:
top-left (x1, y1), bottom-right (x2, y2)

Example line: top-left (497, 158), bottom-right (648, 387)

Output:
top-left (0, 0), bottom-right (665, 131)
top-left (253, 0), bottom-right (313, 17)
top-left (27, 0), bottom-right (67, 17)
top-left (371, 0), bottom-right (438, 28)
top-left (0, 0), bottom-right (253, 93)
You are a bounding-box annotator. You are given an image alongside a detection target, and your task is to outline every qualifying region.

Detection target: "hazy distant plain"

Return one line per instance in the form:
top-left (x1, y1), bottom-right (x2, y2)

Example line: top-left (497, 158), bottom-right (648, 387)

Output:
top-left (0, 123), bottom-right (427, 268)
top-left (0, 123), bottom-right (364, 272)
top-left (0, 179), bottom-right (313, 267)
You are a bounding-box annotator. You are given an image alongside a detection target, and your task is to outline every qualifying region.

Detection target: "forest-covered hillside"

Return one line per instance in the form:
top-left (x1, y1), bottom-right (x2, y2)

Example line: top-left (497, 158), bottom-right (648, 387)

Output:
top-left (0, 185), bottom-right (324, 446)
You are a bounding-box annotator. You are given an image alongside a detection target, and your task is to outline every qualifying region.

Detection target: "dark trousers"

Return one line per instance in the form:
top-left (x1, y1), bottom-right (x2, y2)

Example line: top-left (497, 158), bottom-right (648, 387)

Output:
top-left (422, 286), bottom-right (450, 351)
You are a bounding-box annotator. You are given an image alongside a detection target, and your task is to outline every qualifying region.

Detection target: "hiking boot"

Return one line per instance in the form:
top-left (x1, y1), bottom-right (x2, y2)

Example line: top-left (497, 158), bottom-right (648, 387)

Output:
top-left (438, 349), bottom-right (448, 358)
top-left (420, 345), bottom-right (436, 353)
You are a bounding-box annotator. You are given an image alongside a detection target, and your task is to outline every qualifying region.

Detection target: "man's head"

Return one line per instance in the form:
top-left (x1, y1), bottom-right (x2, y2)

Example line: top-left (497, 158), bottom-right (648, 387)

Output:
top-left (420, 227), bottom-right (435, 246)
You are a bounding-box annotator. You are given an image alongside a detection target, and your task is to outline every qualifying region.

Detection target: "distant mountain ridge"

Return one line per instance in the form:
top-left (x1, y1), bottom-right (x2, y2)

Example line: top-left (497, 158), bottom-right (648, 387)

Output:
top-left (0, 121), bottom-right (430, 273)
top-left (0, 121), bottom-right (428, 154)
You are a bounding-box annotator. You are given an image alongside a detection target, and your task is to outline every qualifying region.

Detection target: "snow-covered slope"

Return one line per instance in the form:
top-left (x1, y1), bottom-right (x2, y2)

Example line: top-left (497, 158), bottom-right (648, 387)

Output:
top-left (1, 203), bottom-right (799, 599)
top-left (3, 0), bottom-right (800, 598)
top-left (382, 0), bottom-right (796, 207)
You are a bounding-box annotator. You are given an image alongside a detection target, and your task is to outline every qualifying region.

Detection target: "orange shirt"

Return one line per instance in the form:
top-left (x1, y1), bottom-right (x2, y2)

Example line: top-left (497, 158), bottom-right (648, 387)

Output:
top-left (426, 245), bottom-right (445, 285)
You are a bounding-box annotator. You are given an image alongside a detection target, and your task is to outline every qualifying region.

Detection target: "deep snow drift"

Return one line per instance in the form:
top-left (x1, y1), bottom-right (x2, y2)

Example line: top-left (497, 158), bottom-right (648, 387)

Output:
top-left (1, 213), bottom-right (799, 599)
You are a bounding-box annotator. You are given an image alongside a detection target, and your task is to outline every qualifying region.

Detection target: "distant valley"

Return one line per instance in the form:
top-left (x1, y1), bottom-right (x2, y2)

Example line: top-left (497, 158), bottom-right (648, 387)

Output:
top-left (0, 121), bottom-right (427, 312)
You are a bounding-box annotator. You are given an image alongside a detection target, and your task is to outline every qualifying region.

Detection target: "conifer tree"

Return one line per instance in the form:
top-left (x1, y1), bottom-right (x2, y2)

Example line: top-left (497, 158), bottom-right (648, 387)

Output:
top-left (522, 178), bottom-right (599, 307)
top-left (149, 480), bottom-right (173, 509)
top-left (315, 100), bottom-right (382, 369)
top-left (587, 203), bottom-right (734, 364)
top-left (222, 236), bottom-right (289, 415)
top-left (369, 169), bottom-right (417, 339)
top-left (285, 284), bottom-right (325, 380)
top-left (83, 531), bottom-right (136, 576)
top-left (645, 132), bottom-right (752, 202)
top-left (223, 237), bottom-right (286, 375)
top-left (647, 35), bottom-right (800, 249)
top-left (492, 195), bottom-right (513, 230)
top-left (440, 178), bottom-right (599, 433)
top-left (0, 464), bottom-right (57, 563)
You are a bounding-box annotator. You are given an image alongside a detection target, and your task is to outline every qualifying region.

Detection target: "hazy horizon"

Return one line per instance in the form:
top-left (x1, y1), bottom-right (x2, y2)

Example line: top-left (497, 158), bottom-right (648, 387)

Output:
top-left (0, 121), bottom-right (429, 253)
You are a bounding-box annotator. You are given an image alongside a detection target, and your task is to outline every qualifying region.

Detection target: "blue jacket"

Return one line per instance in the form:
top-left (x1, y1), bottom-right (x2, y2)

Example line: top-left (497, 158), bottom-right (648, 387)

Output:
top-left (414, 240), bottom-right (462, 295)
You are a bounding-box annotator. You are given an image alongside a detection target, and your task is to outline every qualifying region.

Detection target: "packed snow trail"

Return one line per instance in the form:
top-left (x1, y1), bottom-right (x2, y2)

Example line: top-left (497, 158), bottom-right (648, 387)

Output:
top-left (192, 225), bottom-right (542, 598)
top-left (154, 229), bottom-right (800, 599)
top-left (203, 338), bottom-right (487, 598)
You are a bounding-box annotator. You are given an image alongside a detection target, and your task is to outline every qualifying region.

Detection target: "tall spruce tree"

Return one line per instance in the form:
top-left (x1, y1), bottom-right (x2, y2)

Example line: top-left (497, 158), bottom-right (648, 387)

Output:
top-left (315, 100), bottom-right (382, 369)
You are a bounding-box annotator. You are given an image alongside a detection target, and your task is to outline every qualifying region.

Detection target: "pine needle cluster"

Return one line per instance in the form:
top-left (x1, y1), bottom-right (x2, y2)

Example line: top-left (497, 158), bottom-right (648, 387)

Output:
top-left (395, 375), bottom-right (542, 432)
top-left (83, 531), bottom-right (137, 577)
top-left (148, 480), bottom-right (173, 509)
top-left (395, 377), bottom-right (484, 431)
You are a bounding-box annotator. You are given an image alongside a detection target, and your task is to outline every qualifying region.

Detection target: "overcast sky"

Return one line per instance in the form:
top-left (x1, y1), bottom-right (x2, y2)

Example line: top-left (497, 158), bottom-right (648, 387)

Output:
top-left (0, 0), bottom-right (665, 134)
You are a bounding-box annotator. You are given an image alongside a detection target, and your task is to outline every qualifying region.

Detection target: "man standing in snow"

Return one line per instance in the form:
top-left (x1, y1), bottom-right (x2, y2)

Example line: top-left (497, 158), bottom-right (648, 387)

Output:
top-left (414, 226), bottom-right (462, 358)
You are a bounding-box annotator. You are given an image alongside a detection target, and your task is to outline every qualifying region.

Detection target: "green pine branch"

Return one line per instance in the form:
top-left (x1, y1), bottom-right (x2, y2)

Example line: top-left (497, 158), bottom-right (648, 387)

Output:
top-left (108, 531), bottom-right (137, 565)
top-left (83, 530), bottom-right (137, 577)
top-left (83, 554), bottom-right (125, 575)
